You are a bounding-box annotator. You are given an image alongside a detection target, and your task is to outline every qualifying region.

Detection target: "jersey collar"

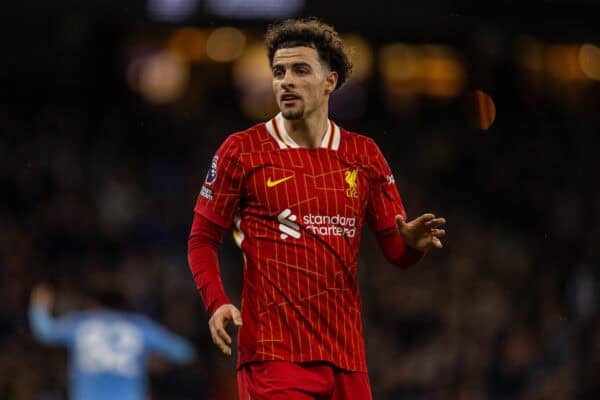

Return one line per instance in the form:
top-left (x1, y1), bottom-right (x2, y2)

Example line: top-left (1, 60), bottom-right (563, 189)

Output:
top-left (265, 113), bottom-right (341, 150)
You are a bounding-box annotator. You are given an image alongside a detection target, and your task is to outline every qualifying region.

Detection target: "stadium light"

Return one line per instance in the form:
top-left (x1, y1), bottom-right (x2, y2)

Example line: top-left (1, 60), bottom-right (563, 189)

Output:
top-left (205, 0), bottom-right (303, 19)
top-left (147, 0), bottom-right (199, 22)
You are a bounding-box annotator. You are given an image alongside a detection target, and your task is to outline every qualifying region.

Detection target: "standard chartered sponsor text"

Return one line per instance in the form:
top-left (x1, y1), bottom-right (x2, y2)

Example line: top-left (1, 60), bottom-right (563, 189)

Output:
top-left (303, 214), bottom-right (357, 238)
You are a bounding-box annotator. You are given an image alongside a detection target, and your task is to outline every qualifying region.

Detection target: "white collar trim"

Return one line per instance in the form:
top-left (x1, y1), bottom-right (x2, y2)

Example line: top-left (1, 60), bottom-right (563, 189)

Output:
top-left (265, 113), bottom-right (340, 150)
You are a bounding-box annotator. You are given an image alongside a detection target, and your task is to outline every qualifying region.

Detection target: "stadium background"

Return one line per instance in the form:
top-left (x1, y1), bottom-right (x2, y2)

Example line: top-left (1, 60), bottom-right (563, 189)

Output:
top-left (1, 0), bottom-right (599, 398)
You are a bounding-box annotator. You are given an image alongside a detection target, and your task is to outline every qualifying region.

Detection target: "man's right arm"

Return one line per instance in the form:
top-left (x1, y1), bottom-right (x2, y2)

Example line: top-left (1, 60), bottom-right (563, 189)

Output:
top-left (187, 212), bottom-right (230, 315)
top-left (187, 213), bottom-right (242, 356)
top-left (29, 284), bottom-right (70, 345)
top-left (189, 134), bottom-right (245, 355)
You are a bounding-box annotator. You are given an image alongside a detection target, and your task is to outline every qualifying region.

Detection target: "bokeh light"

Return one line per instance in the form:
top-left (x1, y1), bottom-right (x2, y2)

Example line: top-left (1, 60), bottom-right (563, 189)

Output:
top-left (379, 43), bottom-right (419, 102)
top-left (514, 36), bottom-right (545, 74)
top-left (233, 41), bottom-right (278, 120)
top-left (135, 50), bottom-right (190, 104)
top-left (419, 45), bottom-right (466, 98)
top-left (342, 34), bottom-right (373, 82)
top-left (206, 27), bottom-right (247, 63)
top-left (579, 44), bottom-right (600, 81)
top-left (380, 43), bottom-right (419, 81)
top-left (379, 43), bottom-right (466, 102)
top-left (168, 27), bottom-right (207, 63)
top-left (546, 44), bottom-right (586, 81)
top-left (465, 89), bottom-right (497, 130)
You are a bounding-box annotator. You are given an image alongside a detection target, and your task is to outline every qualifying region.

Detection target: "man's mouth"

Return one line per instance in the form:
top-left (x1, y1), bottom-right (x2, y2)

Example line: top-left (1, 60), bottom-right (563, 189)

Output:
top-left (281, 93), bottom-right (300, 102)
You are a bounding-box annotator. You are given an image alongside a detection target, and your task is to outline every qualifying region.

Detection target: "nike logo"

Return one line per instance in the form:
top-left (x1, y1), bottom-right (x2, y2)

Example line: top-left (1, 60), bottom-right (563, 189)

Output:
top-left (266, 175), bottom-right (294, 188)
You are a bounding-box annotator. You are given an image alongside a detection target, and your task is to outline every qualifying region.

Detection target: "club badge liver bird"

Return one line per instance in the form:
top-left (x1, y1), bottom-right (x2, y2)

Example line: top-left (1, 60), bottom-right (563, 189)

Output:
top-left (344, 168), bottom-right (359, 198)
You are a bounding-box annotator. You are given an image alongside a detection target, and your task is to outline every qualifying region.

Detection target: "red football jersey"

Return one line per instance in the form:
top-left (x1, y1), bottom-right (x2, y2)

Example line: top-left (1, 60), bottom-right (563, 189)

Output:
top-left (194, 113), bottom-right (406, 372)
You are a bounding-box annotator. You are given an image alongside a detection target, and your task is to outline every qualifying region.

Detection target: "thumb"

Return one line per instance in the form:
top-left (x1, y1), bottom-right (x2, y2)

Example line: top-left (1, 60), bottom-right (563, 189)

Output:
top-left (395, 215), bottom-right (406, 230)
top-left (232, 308), bottom-right (243, 326)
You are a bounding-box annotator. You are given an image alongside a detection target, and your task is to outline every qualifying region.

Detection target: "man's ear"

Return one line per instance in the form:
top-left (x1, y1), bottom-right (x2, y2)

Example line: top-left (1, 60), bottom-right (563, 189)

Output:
top-left (325, 70), bottom-right (338, 94)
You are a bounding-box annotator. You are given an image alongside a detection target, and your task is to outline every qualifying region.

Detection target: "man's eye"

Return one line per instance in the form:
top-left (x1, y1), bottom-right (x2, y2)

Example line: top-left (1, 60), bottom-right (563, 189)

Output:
top-left (273, 69), bottom-right (284, 78)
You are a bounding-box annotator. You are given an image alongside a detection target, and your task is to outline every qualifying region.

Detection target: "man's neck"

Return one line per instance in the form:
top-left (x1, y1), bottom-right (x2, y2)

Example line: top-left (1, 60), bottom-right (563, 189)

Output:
top-left (282, 108), bottom-right (329, 148)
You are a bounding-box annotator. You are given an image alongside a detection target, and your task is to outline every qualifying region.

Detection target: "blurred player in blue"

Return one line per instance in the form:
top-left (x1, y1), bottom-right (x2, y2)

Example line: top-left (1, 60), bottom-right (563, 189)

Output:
top-left (29, 283), bottom-right (196, 400)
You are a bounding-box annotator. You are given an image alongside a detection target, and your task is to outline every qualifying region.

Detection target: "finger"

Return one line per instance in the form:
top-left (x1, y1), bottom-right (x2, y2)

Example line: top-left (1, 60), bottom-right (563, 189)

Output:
top-left (432, 236), bottom-right (443, 248)
top-left (232, 308), bottom-right (243, 327)
top-left (414, 213), bottom-right (435, 226)
top-left (430, 228), bottom-right (446, 237)
top-left (212, 310), bottom-right (231, 331)
top-left (216, 337), bottom-right (231, 355)
top-left (424, 218), bottom-right (446, 228)
top-left (210, 315), bottom-right (231, 346)
top-left (419, 213), bottom-right (436, 221)
top-left (216, 324), bottom-right (232, 346)
top-left (395, 215), bottom-right (406, 229)
top-left (208, 320), bottom-right (219, 344)
top-left (208, 322), bottom-right (220, 347)
top-left (209, 321), bottom-right (232, 355)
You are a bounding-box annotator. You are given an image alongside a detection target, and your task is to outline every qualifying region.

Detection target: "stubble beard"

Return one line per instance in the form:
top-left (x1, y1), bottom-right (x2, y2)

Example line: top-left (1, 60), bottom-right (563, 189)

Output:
top-left (281, 106), bottom-right (304, 120)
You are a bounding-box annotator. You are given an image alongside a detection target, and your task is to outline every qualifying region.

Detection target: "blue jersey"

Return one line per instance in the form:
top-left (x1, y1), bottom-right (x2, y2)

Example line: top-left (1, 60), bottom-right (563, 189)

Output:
top-left (29, 305), bottom-right (195, 400)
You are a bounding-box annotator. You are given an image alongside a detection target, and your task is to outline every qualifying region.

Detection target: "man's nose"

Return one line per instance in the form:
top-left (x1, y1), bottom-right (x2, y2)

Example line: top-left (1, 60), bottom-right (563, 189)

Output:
top-left (281, 71), bottom-right (295, 88)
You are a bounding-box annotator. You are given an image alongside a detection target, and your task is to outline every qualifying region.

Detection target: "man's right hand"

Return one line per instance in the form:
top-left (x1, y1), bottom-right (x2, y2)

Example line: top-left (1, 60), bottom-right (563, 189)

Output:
top-left (209, 304), bottom-right (242, 356)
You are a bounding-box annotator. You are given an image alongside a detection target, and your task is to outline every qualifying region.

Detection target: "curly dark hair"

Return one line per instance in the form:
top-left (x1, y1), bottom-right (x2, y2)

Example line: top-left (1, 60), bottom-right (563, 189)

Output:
top-left (265, 18), bottom-right (353, 89)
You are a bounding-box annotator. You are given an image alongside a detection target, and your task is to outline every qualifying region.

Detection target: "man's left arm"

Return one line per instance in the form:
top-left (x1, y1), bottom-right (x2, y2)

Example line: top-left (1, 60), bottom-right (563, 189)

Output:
top-left (365, 139), bottom-right (446, 267)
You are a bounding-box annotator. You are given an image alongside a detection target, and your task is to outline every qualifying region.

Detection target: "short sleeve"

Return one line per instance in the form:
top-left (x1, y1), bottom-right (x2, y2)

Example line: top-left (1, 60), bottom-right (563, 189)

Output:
top-left (194, 135), bottom-right (244, 229)
top-left (366, 139), bottom-right (406, 232)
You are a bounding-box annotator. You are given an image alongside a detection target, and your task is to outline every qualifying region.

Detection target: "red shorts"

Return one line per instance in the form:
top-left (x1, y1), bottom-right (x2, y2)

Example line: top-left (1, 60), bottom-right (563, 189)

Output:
top-left (237, 361), bottom-right (372, 400)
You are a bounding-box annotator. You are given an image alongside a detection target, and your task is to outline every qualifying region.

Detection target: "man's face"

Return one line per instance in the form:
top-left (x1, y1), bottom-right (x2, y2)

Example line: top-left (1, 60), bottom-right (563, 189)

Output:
top-left (271, 46), bottom-right (337, 120)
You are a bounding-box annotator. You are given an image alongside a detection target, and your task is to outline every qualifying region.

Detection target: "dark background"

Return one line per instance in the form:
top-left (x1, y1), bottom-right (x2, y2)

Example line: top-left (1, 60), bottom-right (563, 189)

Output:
top-left (1, 0), bottom-right (599, 399)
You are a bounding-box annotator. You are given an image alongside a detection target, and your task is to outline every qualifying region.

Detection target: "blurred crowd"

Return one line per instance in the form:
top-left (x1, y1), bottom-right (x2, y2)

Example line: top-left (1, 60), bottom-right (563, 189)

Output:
top-left (1, 28), bottom-right (600, 400)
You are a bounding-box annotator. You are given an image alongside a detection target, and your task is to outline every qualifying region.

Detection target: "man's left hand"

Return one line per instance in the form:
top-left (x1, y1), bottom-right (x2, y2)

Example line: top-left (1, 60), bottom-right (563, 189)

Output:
top-left (395, 213), bottom-right (446, 252)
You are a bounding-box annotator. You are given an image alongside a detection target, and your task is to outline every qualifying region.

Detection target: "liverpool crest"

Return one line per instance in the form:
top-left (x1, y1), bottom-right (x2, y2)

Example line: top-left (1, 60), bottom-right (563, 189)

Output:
top-left (344, 168), bottom-right (359, 198)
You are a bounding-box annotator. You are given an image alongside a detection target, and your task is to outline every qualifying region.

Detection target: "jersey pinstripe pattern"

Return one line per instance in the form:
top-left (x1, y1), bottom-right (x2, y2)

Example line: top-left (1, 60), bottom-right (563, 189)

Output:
top-left (194, 113), bottom-right (406, 372)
